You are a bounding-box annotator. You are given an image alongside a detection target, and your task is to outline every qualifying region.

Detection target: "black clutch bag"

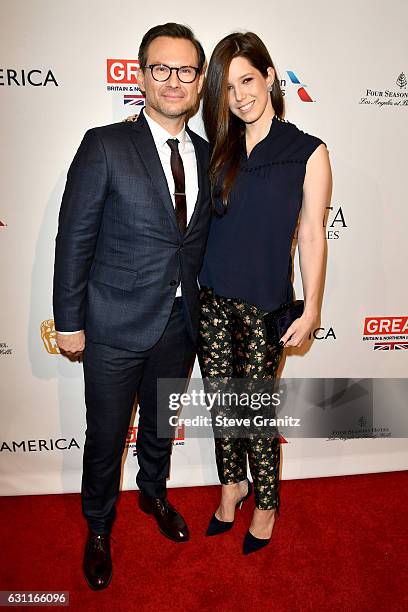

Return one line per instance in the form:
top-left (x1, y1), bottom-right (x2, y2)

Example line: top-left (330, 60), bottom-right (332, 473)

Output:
top-left (264, 300), bottom-right (304, 343)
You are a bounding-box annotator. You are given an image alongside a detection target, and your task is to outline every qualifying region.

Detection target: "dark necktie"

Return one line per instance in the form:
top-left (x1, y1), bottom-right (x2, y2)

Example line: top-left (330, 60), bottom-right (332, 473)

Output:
top-left (166, 138), bottom-right (187, 233)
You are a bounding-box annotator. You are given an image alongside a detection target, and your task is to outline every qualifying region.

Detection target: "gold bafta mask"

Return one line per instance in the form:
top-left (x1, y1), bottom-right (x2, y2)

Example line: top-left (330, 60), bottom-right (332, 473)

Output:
top-left (41, 319), bottom-right (60, 354)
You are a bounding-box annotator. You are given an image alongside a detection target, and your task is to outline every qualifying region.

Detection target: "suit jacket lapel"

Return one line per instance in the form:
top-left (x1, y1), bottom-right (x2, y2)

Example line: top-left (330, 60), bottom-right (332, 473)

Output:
top-left (128, 110), bottom-right (180, 234)
top-left (184, 126), bottom-right (206, 239)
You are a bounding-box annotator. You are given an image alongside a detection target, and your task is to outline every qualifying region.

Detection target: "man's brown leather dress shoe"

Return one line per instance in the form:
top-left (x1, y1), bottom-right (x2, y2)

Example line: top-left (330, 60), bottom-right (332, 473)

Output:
top-left (139, 494), bottom-right (190, 542)
top-left (83, 532), bottom-right (112, 590)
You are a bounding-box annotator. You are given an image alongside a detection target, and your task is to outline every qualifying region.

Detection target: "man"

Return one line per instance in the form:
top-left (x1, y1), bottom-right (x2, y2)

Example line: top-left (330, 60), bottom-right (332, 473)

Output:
top-left (53, 23), bottom-right (210, 590)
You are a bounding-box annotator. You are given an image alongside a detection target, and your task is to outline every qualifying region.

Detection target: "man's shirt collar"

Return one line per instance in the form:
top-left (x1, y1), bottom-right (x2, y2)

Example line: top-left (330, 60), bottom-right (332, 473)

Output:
top-left (143, 108), bottom-right (187, 151)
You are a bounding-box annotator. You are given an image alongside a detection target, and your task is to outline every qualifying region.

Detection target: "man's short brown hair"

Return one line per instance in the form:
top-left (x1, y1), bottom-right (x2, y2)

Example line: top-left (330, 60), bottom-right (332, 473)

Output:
top-left (138, 22), bottom-right (206, 73)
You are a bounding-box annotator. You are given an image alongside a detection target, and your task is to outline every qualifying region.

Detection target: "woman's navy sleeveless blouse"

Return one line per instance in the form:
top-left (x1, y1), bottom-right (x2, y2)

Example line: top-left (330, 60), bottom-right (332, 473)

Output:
top-left (199, 115), bottom-right (326, 311)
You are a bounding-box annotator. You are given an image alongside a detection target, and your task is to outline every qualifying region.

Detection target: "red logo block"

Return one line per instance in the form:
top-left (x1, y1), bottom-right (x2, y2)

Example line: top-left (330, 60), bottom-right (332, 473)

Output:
top-left (297, 86), bottom-right (313, 102)
top-left (107, 59), bottom-right (139, 84)
top-left (127, 424), bottom-right (185, 444)
top-left (364, 316), bottom-right (408, 335)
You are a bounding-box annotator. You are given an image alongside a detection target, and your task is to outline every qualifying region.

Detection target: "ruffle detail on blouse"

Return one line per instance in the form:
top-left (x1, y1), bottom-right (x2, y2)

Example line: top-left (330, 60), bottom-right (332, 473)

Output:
top-left (242, 159), bottom-right (305, 170)
top-left (240, 159), bottom-right (306, 179)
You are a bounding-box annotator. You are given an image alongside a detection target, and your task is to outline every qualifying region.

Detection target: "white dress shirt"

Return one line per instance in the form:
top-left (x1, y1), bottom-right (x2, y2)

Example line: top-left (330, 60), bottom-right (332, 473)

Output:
top-left (143, 110), bottom-right (198, 233)
top-left (58, 110), bottom-right (199, 334)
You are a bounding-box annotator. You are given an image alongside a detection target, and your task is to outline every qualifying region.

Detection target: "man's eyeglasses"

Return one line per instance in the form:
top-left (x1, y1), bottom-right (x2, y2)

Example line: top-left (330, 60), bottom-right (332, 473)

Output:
top-left (146, 64), bottom-right (200, 83)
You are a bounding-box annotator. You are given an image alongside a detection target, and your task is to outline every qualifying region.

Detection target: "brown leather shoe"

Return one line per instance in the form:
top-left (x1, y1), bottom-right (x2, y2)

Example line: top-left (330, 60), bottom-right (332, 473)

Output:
top-left (139, 494), bottom-right (190, 542)
top-left (83, 532), bottom-right (112, 590)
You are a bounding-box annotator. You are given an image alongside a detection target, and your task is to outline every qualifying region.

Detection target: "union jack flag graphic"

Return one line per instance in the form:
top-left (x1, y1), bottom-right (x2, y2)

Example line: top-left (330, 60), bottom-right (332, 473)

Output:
top-left (123, 95), bottom-right (145, 106)
top-left (374, 342), bottom-right (408, 350)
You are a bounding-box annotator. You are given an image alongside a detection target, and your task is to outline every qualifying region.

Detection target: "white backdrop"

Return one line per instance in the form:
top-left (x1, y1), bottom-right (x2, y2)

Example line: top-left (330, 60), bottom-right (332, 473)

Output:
top-left (1, 0), bottom-right (407, 496)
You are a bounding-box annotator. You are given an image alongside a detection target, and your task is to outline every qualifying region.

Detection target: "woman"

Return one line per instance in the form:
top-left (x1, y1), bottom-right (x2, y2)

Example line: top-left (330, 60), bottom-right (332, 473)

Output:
top-left (198, 32), bottom-right (332, 554)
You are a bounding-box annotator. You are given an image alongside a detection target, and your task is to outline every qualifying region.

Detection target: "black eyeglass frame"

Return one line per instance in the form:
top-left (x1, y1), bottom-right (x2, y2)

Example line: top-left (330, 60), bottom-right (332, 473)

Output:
top-left (146, 63), bottom-right (200, 83)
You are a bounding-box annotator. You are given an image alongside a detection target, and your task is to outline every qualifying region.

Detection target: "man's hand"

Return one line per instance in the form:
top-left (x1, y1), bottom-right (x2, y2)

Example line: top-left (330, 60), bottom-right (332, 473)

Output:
top-left (56, 330), bottom-right (85, 357)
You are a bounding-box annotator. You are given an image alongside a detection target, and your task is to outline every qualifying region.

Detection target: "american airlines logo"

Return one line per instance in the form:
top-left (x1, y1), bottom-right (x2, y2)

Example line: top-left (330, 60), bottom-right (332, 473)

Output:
top-left (280, 70), bottom-right (315, 102)
top-left (286, 70), bottom-right (314, 102)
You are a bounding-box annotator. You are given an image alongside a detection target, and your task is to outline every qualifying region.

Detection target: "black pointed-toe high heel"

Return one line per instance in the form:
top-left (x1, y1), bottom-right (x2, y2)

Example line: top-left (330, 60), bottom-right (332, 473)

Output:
top-left (242, 529), bottom-right (271, 555)
top-left (243, 508), bottom-right (278, 554)
top-left (206, 478), bottom-right (253, 536)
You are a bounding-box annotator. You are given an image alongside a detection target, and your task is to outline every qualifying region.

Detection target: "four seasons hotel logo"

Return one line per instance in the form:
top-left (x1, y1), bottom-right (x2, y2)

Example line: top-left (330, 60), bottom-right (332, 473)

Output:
top-left (358, 71), bottom-right (408, 107)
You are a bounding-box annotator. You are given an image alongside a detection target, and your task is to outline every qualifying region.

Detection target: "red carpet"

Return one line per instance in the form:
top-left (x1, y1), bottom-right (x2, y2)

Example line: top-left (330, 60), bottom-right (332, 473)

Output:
top-left (1, 471), bottom-right (407, 611)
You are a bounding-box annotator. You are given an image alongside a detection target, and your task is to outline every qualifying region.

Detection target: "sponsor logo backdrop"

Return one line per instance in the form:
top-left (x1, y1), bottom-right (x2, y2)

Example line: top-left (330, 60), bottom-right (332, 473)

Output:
top-left (0, 0), bottom-right (407, 495)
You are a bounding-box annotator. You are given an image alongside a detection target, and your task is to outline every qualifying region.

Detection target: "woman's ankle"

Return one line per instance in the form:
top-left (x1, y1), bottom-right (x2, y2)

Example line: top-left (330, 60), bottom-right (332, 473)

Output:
top-left (221, 482), bottom-right (241, 497)
top-left (251, 508), bottom-right (276, 527)
top-left (249, 508), bottom-right (277, 538)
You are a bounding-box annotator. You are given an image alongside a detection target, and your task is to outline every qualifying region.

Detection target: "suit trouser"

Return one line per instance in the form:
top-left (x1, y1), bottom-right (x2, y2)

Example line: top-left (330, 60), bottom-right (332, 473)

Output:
top-left (81, 297), bottom-right (195, 534)
top-left (198, 286), bottom-right (283, 511)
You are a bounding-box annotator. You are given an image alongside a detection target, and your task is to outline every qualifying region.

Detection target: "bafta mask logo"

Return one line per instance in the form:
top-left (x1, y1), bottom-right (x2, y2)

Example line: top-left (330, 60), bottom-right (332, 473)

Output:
top-left (41, 319), bottom-right (59, 354)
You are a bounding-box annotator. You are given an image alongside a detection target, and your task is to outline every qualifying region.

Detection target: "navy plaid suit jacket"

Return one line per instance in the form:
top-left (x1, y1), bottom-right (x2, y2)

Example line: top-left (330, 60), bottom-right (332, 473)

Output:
top-left (53, 110), bottom-right (211, 351)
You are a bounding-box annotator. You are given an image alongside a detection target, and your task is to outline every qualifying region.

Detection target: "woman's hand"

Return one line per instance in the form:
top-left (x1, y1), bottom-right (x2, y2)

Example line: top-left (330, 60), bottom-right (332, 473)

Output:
top-left (122, 113), bottom-right (139, 122)
top-left (279, 311), bottom-right (317, 348)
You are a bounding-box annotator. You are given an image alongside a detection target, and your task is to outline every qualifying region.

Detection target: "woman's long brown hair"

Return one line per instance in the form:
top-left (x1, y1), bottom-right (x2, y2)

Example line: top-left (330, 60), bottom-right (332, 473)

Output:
top-left (202, 32), bottom-right (284, 208)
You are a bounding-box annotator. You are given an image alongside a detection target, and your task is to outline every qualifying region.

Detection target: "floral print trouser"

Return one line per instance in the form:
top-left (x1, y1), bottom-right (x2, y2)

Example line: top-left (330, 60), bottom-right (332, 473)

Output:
top-left (198, 286), bottom-right (284, 511)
